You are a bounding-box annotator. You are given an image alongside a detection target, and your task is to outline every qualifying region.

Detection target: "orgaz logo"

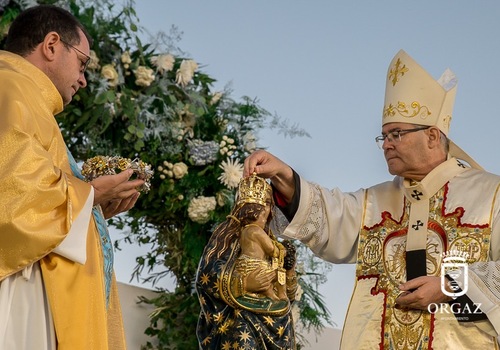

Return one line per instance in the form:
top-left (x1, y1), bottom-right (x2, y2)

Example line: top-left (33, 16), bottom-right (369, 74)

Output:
top-left (440, 249), bottom-right (469, 299)
top-left (428, 249), bottom-right (483, 320)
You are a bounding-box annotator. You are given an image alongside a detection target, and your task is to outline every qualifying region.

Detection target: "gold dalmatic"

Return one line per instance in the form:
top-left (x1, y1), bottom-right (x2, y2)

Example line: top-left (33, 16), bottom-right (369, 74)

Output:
top-left (357, 186), bottom-right (491, 349)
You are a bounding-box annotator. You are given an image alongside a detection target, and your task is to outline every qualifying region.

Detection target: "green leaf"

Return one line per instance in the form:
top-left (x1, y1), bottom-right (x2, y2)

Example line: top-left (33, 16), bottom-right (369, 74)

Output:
top-left (105, 90), bottom-right (116, 102)
top-left (94, 92), bottom-right (108, 105)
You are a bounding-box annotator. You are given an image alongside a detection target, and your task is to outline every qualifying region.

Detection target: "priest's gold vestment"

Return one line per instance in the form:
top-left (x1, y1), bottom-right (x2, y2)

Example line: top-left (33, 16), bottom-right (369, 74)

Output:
top-left (0, 51), bottom-right (126, 350)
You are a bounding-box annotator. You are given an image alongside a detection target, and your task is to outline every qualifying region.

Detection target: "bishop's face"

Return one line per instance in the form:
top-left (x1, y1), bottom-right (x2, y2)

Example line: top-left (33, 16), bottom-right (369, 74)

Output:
top-left (380, 122), bottom-right (434, 180)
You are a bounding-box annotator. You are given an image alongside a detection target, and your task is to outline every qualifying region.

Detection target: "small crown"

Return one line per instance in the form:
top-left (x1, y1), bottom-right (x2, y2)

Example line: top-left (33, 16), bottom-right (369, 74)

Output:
top-left (237, 173), bottom-right (272, 206)
top-left (442, 249), bottom-right (469, 263)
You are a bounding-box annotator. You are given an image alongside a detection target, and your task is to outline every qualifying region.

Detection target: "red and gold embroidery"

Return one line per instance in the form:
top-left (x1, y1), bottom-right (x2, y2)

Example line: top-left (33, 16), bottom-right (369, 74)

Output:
top-left (358, 185), bottom-right (491, 349)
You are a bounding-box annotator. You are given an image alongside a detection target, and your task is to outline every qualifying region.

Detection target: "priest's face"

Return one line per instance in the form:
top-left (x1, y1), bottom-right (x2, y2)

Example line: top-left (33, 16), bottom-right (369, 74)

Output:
top-left (48, 29), bottom-right (89, 105)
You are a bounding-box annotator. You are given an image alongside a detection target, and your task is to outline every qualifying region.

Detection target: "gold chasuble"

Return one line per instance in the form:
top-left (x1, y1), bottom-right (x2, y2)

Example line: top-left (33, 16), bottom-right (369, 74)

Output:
top-left (0, 51), bottom-right (126, 349)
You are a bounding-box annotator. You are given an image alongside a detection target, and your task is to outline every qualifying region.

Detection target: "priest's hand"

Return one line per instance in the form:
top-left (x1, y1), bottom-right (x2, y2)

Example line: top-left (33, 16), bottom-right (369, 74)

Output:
top-left (91, 170), bottom-right (144, 207)
top-left (395, 276), bottom-right (453, 310)
top-left (100, 192), bottom-right (140, 219)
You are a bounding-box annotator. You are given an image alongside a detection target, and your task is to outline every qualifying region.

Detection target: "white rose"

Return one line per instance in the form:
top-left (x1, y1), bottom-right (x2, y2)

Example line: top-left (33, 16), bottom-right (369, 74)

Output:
top-left (243, 132), bottom-right (257, 152)
top-left (172, 162), bottom-right (188, 179)
top-left (151, 54), bottom-right (175, 74)
top-left (87, 50), bottom-right (100, 71)
top-left (121, 51), bottom-right (132, 65)
top-left (101, 64), bottom-right (119, 87)
top-left (175, 59), bottom-right (198, 87)
top-left (134, 66), bottom-right (155, 87)
top-left (210, 92), bottom-right (223, 105)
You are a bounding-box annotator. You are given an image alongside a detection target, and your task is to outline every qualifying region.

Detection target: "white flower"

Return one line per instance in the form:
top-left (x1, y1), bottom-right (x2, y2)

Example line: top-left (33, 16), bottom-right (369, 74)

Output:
top-left (151, 54), bottom-right (175, 74)
top-left (210, 92), bottom-right (223, 105)
top-left (101, 64), bottom-right (119, 87)
top-left (175, 59), bottom-right (198, 87)
top-left (87, 50), bottom-right (100, 71)
top-left (218, 158), bottom-right (243, 189)
top-left (243, 132), bottom-right (257, 153)
top-left (134, 66), bottom-right (155, 87)
top-left (121, 51), bottom-right (132, 65)
top-left (188, 196), bottom-right (216, 224)
top-left (105, 102), bottom-right (116, 116)
top-left (172, 162), bottom-right (188, 179)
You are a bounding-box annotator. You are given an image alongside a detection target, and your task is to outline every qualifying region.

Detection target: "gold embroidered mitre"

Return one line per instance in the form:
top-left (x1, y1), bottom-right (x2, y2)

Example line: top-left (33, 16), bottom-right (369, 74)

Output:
top-left (383, 49), bottom-right (457, 135)
top-left (237, 173), bottom-right (272, 206)
top-left (382, 49), bottom-right (482, 169)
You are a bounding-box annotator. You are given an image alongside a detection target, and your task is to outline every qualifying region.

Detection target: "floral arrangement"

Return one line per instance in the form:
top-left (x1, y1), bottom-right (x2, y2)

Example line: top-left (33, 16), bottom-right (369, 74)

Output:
top-left (0, 0), bottom-right (331, 349)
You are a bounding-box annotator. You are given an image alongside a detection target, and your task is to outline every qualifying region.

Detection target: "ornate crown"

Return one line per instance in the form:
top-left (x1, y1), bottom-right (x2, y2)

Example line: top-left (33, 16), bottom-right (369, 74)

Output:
top-left (237, 173), bottom-right (272, 206)
top-left (81, 155), bottom-right (154, 193)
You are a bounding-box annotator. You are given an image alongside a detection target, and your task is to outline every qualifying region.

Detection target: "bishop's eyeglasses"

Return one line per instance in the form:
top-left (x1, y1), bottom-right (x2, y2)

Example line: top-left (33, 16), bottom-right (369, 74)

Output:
top-left (375, 126), bottom-right (430, 149)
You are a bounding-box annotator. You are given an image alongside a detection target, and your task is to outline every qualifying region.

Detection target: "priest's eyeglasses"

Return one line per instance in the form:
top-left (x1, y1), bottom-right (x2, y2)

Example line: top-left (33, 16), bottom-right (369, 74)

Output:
top-left (375, 126), bottom-right (430, 149)
top-left (60, 39), bottom-right (91, 73)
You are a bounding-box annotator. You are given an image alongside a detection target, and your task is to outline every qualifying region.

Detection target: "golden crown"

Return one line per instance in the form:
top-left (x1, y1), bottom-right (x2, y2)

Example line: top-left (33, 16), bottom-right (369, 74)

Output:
top-left (237, 173), bottom-right (272, 206)
top-left (81, 155), bottom-right (154, 193)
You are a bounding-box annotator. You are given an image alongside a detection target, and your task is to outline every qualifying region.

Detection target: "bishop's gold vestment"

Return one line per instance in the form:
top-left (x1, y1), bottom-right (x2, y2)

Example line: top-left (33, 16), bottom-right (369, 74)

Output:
top-left (276, 158), bottom-right (500, 349)
top-left (0, 51), bottom-right (126, 349)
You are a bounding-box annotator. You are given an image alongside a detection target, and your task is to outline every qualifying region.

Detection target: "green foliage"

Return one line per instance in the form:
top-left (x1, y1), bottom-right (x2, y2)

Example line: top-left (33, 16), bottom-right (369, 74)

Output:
top-left (1, 0), bottom-right (331, 348)
top-left (139, 291), bottom-right (200, 350)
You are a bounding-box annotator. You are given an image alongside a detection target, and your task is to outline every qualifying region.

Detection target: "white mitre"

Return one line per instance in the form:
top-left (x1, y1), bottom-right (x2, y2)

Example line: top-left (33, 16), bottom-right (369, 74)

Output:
top-left (382, 49), bottom-right (482, 169)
